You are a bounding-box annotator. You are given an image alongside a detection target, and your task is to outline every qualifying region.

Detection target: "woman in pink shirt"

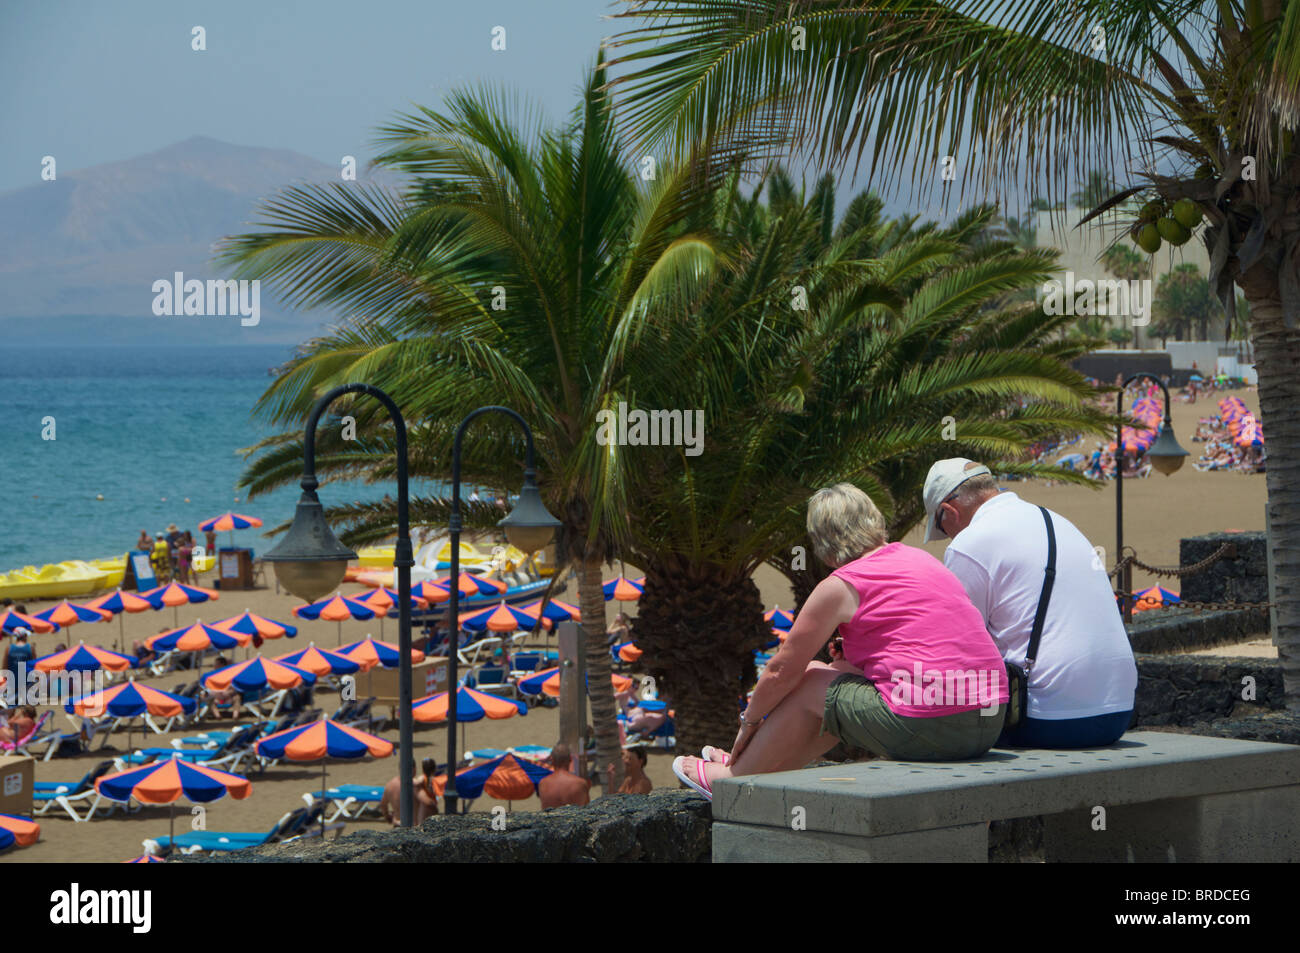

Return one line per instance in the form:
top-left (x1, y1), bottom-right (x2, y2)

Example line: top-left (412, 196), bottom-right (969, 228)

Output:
top-left (673, 484), bottom-right (1009, 799)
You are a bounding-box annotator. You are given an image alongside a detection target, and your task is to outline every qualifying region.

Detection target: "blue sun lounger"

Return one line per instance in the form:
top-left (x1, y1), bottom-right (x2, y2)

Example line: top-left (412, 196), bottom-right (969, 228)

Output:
top-left (144, 804), bottom-right (322, 856)
top-left (310, 784), bottom-right (385, 821)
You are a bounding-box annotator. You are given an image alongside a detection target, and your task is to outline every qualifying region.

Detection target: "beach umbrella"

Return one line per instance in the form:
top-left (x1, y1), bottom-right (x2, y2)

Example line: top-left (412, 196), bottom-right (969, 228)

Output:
top-left (32, 600), bottom-right (112, 631)
top-left (602, 576), bottom-right (644, 602)
top-left (0, 814), bottom-right (40, 852)
top-left (124, 853), bottom-right (165, 863)
top-left (139, 581), bottom-right (219, 627)
top-left (33, 641), bottom-right (136, 673)
top-left (1132, 585), bottom-right (1180, 612)
top-left (64, 679), bottom-right (196, 750)
top-left (433, 752), bottom-right (552, 805)
top-left (435, 573), bottom-right (508, 598)
top-left (85, 589), bottom-right (155, 653)
top-left (764, 607), bottom-right (796, 630)
top-left (147, 621), bottom-right (250, 654)
top-left (520, 598), bottom-right (581, 626)
top-left (339, 636), bottom-right (425, 672)
top-left (202, 656), bottom-right (316, 694)
top-left (612, 640), bottom-right (642, 663)
top-left (411, 580), bottom-right (452, 605)
top-left (274, 643), bottom-right (361, 678)
top-left (413, 685), bottom-right (527, 756)
top-left (95, 757), bottom-right (251, 846)
top-left (198, 512), bottom-right (263, 549)
top-left (211, 610), bottom-right (297, 655)
top-left (0, 608), bottom-right (57, 635)
top-left (293, 593), bottom-right (383, 645)
top-left (517, 666), bottom-right (634, 699)
top-left (458, 602), bottom-right (544, 633)
top-left (355, 586), bottom-right (426, 638)
top-left (255, 718), bottom-right (392, 837)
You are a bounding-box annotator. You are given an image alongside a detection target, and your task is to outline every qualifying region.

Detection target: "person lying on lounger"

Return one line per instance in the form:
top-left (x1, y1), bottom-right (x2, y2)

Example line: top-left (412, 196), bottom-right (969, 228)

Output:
top-left (672, 483), bottom-right (1009, 800)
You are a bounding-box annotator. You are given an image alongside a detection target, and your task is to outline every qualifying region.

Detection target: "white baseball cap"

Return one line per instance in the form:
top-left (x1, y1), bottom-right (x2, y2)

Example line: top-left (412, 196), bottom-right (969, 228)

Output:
top-left (922, 458), bottom-right (992, 543)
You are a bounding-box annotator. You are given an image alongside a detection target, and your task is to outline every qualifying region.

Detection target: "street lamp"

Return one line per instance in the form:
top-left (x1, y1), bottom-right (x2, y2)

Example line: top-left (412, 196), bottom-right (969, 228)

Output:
top-left (263, 383), bottom-right (418, 828)
top-left (444, 406), bottom-right (561, 814)
top-left (1115, 373), bottom-right (1189, 622)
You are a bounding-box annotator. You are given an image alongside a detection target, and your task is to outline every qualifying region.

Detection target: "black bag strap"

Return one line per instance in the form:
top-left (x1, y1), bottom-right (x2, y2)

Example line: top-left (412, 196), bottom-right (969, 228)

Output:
top-left (1025, 505), bottom-right (1057, 672)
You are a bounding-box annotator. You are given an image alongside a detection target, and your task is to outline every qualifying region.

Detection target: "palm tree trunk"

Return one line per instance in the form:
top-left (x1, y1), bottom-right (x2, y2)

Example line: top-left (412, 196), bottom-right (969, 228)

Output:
top-left (1240, 286), bottom-right (1300, 710)
top-left (578, 558), bottom-right (623, 793)
top-left (633, 555), bottom-right (768, 756)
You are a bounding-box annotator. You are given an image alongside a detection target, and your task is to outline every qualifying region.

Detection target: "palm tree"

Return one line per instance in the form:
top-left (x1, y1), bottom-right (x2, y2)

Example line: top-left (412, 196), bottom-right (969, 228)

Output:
top-left (218, 66), bottom-right (744, 790)
top-left (604, 0), bottom-right (1300, 710)
top-left (1154, 262), bottom-right (1222, 342)
top-left (621, 181), bottom-right (1111, 750)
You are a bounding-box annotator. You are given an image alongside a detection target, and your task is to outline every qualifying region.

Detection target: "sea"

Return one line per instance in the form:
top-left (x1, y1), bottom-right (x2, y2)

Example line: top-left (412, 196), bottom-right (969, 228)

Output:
top-left (2, 345), bottom-right (415, 572)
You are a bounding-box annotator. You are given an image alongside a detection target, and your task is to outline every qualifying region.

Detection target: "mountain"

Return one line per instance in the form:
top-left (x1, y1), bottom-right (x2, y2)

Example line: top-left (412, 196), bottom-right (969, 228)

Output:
top-left (0, 136), bottom-right (401, 345)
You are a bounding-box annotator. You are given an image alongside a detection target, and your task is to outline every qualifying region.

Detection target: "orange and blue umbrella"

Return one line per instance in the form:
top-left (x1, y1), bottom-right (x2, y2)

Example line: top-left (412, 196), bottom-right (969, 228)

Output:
top-left (274, 643), bottom-right (360, 677)
top-left (147, 621), bottom-right (249, 653)
top-left (602, 576), bottom-right (644, 601)
top-left (521, 598), bottom-right (581, 626)
top-left (125, 853), bottom-right (165, 863)
top-left (411, 580), bottom-right (452, 604)
top-left (139, 582), bottom-right (219, 626)
top-left (65, 680), bottom-right (197, 720)
top-left (517, 666), bottom-right (634, 699)
top-left (1133, 585), bottom-right (1180, 612)
top-left (86, 589), bottom-right (156, 652)
top-left (0, 814), bottom-right (39, 851)
top-left (612, 641), bottom-right (642, 663)
top-left (95, 757), bottom-right (251, 845)
top-left (458, 602), bottom-right (543, 633)
top-left (356, 586), bottom-right (425, 638)
top-left (294, 594), bottom-right (383, 645)
top-left (255, 718), bottom-right (392, 835)
top-left (199, 512), bottom-right (263, 548)
top-left (435, 573), bottom-right (508, 598)
top-left (434, 752), bottom-right (552, 802)
top-left (339, 636), bottom-right (425, 672)
top-left (202, 655), bottom-right (315, 693)
top-left (764, 607), bottom-right (796, 630)
top-left (64, 680), bottom-right (196, 748)
top-left (0, 608), bottom-right (57, 634)
top-left (412, 686), bottom-right (527, 723)
top-left (212, 611), bottom-right (298, 648)
top-left (33, 641), bottom-right (136, 673)
top-left (33, 600), bottom-right (112, 629)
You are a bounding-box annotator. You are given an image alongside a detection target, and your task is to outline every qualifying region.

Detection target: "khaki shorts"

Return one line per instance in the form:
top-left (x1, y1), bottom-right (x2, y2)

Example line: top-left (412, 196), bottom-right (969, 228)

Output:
top-left (823, 673), bottom-right (1006, 761)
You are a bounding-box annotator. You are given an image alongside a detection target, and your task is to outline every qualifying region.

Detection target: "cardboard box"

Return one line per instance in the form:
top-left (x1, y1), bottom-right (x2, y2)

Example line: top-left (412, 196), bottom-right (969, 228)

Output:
top-left (359, 656), bottom-right (448, 706)
top-left (0, 755), bottom-right (35, 817)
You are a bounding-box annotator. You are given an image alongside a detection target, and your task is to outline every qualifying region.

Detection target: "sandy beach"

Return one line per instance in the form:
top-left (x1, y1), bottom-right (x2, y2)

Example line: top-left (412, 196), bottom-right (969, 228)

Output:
top-left (2, 387), bottom-right (1272, 863)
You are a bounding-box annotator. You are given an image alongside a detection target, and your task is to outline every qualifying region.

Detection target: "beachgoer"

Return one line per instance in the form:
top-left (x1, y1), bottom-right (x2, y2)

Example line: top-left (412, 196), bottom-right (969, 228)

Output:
top-left (606, 611), bottom-right (630, 647)
top-left (178, 533), bottom-right (194, 585)
top-left (165, 524), bottom-right (182, 578)
top-left (137, 529), bottom-right (152, 552)
top-left (607, 746), bottom-right (653, 794)
top-left (922, 458), bottom-right (1137, 748)
top-left (152, 533), bottom-right (170, 580)
top-left (204, 527), bottom-right (217, 558)
top-left (2, 629), bottom-right (35, 690)
top-left (208, 654), bottom-right (241, 719)
top-left (538, 742), bottom-right (591, 808)
top-left (674, 484), bottom-right (1009, 799)
top-left (0, 706), bottom-right (37, 746)
top-left (380, 757), bottom-right (441, 826)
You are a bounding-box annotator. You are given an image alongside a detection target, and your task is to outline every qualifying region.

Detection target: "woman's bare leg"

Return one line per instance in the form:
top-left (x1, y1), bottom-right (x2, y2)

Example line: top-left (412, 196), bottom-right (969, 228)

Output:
top-left (688, 660), bottom-right (859, 783)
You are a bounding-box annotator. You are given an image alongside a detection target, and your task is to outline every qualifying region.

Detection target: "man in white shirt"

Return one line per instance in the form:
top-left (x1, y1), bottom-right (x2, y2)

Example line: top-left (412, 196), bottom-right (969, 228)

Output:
top-left (922, 458), bottom-right (1136, 747)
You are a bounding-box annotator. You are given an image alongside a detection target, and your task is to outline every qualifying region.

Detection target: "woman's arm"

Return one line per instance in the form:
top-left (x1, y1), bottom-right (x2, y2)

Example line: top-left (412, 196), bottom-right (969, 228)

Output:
top-left (742, 575), bottom-right (857, 724)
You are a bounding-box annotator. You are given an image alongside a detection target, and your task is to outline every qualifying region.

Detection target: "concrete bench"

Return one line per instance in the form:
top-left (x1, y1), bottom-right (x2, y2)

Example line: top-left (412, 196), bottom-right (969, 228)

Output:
top-left (712, 731), bottom-right (1300, 862)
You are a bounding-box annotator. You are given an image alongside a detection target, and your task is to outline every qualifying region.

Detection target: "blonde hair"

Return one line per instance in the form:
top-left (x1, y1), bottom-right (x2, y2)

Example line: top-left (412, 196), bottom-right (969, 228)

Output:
top-left (806, 484), bottom-right (888, 568)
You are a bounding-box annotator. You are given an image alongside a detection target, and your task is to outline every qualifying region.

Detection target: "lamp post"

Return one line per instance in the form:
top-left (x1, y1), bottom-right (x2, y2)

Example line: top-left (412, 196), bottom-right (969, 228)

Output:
top-left (443, 406), bottom-right (561, 815)
top-left (1115, 373), bottom-right (1189, 623)
top-left (262, 383), bottom-right (418, 828)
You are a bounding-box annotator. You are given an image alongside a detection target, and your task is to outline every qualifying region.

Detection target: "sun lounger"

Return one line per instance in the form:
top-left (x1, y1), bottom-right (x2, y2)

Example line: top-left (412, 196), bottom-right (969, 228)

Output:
top-left (144, 806), bottom-right (314, 857)
top-left (310, 784), bottom-right (385, 821)
top-left (32, 760), bottom-right (121, 822)
top-left (122, 724), bottom-right (262, 772)
top-left (1, 711), bottom-right (51, 755)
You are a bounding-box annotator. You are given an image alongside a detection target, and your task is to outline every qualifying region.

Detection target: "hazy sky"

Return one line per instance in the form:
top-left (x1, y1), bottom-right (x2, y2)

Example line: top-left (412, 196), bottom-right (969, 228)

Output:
top-left (0, 0), bottom-right (618, 193)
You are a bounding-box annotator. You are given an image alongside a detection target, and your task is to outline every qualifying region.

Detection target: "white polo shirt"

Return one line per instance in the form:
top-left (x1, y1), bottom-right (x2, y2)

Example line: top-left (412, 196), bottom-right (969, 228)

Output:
top-left (943, 491), bottom-right (1137, 720)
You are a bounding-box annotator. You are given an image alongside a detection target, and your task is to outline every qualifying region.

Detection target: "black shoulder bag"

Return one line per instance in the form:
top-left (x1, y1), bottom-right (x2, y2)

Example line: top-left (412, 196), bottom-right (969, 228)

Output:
top-left (1003, 506), bottom-right (1056, 731)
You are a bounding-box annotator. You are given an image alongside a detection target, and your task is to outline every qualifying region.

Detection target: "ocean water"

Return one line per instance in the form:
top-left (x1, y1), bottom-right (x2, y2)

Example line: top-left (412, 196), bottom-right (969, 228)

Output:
top-left (2, 345), bottom-right (402, 572)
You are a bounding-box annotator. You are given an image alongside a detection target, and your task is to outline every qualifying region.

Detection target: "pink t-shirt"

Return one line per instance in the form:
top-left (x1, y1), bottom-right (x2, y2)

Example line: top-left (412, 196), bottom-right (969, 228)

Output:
top-left (831, 542), bottom-right (1009, 718)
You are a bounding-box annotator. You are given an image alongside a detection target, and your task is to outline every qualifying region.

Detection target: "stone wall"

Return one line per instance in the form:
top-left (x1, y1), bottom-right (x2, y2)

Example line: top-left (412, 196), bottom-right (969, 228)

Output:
top-left (1134, 653), bottom-right (1283, 726)
top-left (184, 789), bottom-right (711, 863)
top-left (1179, 531), bottom-right (1269, 605)
top-left (1125, 606), bottom-right (1270, 653)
